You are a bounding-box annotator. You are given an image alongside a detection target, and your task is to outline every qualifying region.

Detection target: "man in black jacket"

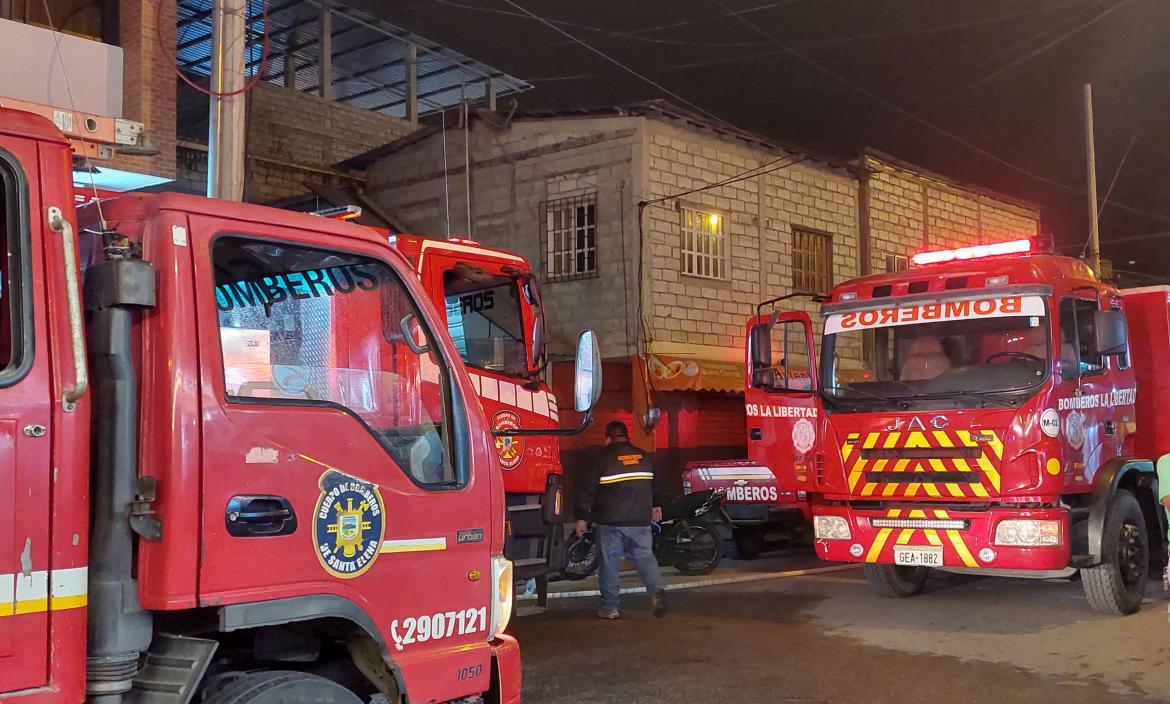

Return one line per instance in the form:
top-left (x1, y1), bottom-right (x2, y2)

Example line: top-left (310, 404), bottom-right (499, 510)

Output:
top-left (575, 421), bottom-right (666, 619)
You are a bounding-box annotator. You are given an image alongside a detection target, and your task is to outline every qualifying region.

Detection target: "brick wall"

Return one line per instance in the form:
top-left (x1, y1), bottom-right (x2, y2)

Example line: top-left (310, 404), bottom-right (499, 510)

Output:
top-left (243, 82), bottom-right (414, 203)
top-left (366, 115), bottom-right (644, 358)
top-left (108, 0), bottom-right (176, 179)
top-left (862, 154), bottom-right (1040, 274)
top-left (642, 119), bottom-right (858, 364)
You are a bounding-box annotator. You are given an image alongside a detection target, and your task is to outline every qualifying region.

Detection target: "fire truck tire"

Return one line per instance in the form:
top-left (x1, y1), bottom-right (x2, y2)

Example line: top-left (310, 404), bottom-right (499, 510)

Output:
top-left (861, 564), bottom-right (928, 598)
top-left (1082, 489), bottom-right (1149, 616)
top-left (203, 670), bottom-right (364, 704)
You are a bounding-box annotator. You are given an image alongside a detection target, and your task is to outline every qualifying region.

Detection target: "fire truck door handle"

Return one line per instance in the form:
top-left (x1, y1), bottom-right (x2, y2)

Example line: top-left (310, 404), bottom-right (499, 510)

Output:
top-left (48, 206), bottom-right (88, 411)
top-left (750, 428), bottom-right (763, 440)
top-left (1104, 420), bottom-right (1115, 436)
top-left (226, 496), bottom-right (298, 537)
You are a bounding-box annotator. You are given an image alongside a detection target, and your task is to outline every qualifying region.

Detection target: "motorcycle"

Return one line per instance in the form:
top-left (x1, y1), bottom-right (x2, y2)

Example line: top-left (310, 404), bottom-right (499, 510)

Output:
top-left (561, 488), bottom-right (731, 580)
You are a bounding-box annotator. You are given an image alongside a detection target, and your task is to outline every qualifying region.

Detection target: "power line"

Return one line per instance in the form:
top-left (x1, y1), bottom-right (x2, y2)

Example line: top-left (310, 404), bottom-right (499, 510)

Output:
top-left (499, 0), bottom-right (741, 131)
top-left (706, 0), bottom-right (1170, 225)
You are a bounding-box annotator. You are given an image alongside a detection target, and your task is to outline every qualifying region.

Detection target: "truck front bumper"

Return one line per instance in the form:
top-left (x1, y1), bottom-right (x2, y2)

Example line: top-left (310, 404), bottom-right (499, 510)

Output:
top-left (489, 634), bottom-right (522, 704)
top-left (813, 505), bottom-right (1070, 571)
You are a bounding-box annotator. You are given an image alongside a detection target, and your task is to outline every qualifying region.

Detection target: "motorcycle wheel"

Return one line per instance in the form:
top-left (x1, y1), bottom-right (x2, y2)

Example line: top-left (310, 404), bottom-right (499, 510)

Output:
top-left (560, 532), bottom-right (600, 581)
top-left (672, 523), bottom-right (724, 576)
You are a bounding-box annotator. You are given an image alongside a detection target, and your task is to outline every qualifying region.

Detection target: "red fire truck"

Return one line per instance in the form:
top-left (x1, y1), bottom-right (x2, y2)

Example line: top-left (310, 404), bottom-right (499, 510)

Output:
top-left (0, 106), bottom-right (600, 702)
top-left (745, 237), bottom-right (1166, 615)
top-left (388, 236), bottom-right (569, 599)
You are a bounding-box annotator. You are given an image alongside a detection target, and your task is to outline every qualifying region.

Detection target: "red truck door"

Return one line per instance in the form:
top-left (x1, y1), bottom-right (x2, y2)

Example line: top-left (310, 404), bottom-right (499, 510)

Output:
top-left (0, 140), bottom-right (52, 690)
top-left (191, 221), bottom-right (497, 695)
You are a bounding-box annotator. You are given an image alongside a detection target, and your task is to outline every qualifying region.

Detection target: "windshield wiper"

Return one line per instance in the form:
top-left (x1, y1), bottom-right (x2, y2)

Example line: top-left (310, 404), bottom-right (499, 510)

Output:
top-left (823, 385), bottom-right (910, 409)
top-left (917, 389), bottom-right (1020, 407)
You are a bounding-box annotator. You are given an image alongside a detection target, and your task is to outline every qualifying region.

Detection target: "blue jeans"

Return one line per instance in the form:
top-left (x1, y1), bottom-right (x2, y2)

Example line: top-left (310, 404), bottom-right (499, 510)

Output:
top-left (597, 525), bottom-right (664, 613)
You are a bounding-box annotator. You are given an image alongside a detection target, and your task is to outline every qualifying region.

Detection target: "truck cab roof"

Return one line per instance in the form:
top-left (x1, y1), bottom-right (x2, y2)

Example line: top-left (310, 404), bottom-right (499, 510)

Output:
top-left (827, 253), bottom-right (1100, 306)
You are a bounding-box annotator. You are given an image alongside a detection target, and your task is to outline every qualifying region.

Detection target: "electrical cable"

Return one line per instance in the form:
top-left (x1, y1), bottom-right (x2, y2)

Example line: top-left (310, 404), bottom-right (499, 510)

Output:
top-left (158, 0), bottom-right (270, 98)
top-left (705, 0), bottom-right (1170, 224)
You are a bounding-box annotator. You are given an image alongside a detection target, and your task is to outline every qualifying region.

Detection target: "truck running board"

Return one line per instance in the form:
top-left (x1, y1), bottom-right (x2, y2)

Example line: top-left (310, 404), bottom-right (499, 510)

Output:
top-left (126, 634), bottom-right (218, 704)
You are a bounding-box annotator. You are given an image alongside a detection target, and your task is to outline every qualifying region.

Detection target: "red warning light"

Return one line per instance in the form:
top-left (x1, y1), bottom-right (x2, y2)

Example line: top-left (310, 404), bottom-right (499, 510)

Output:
top-left (911, 238), bottom-right (1032, 266)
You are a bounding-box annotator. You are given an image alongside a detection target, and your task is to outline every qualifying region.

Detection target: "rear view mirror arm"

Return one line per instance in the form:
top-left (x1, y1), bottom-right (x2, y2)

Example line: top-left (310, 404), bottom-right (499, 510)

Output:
top-left (492, 410), bottom-right (594, 437)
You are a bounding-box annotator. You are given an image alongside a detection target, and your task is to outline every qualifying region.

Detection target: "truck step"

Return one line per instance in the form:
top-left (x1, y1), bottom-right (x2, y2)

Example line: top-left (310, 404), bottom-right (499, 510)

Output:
top-left (126, 633), bottom-right (218, 704)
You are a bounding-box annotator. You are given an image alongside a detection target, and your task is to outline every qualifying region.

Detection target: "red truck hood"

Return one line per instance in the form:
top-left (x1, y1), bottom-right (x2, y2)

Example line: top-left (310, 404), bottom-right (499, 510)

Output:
top-left (683, 460), bottom-right (804, 505)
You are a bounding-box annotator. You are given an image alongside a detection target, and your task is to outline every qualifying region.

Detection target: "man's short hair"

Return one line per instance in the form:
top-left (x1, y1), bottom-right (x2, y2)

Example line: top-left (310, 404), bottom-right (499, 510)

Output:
top-left (605, 421), bottom-right (629, 441)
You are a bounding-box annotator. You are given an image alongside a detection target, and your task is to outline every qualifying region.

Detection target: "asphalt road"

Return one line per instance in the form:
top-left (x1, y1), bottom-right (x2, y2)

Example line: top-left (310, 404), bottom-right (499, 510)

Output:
top-left (512, 553), bottom-right (1170, 703)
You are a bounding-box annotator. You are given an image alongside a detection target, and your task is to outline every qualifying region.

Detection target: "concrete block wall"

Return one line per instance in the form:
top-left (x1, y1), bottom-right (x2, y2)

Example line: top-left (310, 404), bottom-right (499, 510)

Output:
top-left (863, 155), bottom-right (1040, 274)
top-left (366, 116), bottom-right (644, 358)
top-left (642, 118), bottom-right (859, 366)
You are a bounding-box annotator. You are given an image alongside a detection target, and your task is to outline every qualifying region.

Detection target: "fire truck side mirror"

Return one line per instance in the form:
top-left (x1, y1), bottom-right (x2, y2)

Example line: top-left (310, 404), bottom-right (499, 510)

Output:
top-left (1093, 310), bottom-right (1128, 356)
top-left (574, 329), bottom-right (602, 413)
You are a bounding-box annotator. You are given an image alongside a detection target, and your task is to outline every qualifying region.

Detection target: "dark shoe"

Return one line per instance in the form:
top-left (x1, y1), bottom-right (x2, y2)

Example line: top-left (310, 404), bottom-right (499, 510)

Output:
top-left (596, 609), bottom-right (620, 620)
top-left (652, 589), bottom-right (667, 617)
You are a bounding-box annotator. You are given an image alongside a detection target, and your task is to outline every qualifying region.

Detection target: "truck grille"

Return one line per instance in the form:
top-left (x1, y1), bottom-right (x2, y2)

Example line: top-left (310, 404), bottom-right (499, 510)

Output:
top-left (865, 471), bottom-right (981, 484)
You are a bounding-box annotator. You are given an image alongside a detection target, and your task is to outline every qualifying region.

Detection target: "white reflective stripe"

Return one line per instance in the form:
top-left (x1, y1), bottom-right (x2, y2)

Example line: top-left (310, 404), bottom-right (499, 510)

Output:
top-left (379, 537), bottom-right (448, 554)
top-left (51, 566), bottom-right (88, 598)
top-left (600, 472), bottom-right (654, 484)
top-left (470, 372), bottom-right (561, 421)
top-left (0, 567), bottom-right (88, 615)
top-left (697, 466), bottom-right (773, 479)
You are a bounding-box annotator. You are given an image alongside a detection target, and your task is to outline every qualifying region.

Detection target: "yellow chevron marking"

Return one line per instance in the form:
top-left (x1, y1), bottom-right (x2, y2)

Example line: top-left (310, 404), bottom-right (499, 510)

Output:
top-left (867, 528), bottom-right (894, 562)
top-left (928, 458), bottom-right (947, 473)
top-left (970, 484), bottom-right (990, 498)
top-left (946, 530), bottom-right (978, 567)
top-left (909, 510), bottom-right (927, 518)
top-left (933, 431), bottom-right (954, 447)
top-left (896, 528), bottom-right (915, 544)
top-left (841, 433), bottom-right (860, 462)
top-left (848, 434), bottom-right (880, 491)
top-left (974, 453), bottom-right (1002, 492)
top-left (987, 431), bottom-right (1004, 460)
top-left (945, 483), bottom-right (965, 498)
top-left (924, 530), bottom-right (943, 546)
top-left (906, 432), bottom-right (929, 448)
top-left (906, 483), bottom-right (920, 497)
top-left (883, 432), bottom-right (901, 448)
top-left (923, 483), bottom-right (941, 498)
top-left (892, 458), bottom-right (910, 473)
top-left (887, 509), bottom-right (904, 517)
top-left (881, 483), bottom-right (898, 497)
top-left (861, 483), bottom-right (877, 497)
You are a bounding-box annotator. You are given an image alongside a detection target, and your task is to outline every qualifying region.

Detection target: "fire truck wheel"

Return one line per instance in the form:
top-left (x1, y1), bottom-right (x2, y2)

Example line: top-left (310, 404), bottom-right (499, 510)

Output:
top-left (202, 670), bottom-right (364, 704)
top-left (861, 564), bottom-right (929, 598)
top-left (1082, 489), bottom-right (1149, 616)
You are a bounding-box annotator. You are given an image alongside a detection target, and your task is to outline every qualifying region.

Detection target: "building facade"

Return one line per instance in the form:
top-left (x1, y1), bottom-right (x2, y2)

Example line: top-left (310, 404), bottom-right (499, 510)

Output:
top-left (360, 102), bottom-right (1041, 497)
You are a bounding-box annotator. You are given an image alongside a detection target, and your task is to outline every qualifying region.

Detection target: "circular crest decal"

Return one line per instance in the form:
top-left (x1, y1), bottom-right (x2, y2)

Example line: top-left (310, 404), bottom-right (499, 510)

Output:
top-left (1039, 408), bottom-right (1060, 438)
top-left (313, 470), bottom-right (385, 579)
top-left (1065, 411), bottom-right (1085, 451)
top-left (792, 418), bottom-right (817, 454)
top-left (493, 410), bottom-right (524, 470)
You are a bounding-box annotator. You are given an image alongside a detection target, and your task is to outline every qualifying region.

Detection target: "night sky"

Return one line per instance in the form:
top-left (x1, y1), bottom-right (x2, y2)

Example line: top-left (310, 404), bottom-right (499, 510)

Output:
top-left (367, 0), bottom-right (1170, 281)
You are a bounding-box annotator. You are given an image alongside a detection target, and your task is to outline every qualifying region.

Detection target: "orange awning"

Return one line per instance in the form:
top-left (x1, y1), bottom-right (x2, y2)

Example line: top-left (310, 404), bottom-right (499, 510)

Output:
top-left (646, 354), bottom-right (745, 393)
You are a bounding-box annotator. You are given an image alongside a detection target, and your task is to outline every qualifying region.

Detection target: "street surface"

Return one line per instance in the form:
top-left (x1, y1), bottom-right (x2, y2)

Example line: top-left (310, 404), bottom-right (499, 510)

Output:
top-left (513, 551), bottom-right (1170, 703)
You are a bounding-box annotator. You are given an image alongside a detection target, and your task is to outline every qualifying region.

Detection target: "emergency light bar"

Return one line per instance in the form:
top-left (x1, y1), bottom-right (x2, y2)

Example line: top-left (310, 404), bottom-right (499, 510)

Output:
top-left (911, 238), bottom-right (1032, 266)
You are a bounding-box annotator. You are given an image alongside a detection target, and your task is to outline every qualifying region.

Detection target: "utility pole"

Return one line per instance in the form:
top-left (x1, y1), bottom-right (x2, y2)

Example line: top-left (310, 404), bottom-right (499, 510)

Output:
top-left (1084, 83), bottom-right (1101, 275)
top-left (207, 0), bottom-right (247, 201)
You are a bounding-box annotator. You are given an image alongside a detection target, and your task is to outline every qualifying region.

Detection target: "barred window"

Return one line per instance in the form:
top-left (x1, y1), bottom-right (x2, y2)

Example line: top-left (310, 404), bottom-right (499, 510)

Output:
top-left (792, 228), bottom-right (832, 293)
top-left (543, 194), bottom-right (597, 281)
top-left (680, 206), bottom-right (727, 279)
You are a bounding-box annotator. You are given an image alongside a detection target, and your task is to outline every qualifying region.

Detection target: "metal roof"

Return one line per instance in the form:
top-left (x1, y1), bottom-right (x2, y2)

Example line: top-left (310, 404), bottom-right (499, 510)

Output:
top-left (175, 0), bottom-right (530, 119)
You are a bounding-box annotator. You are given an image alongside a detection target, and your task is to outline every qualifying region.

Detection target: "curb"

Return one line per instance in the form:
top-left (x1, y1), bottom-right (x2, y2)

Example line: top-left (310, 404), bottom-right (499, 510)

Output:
top-left (518, 563), bottom-right (858, 601)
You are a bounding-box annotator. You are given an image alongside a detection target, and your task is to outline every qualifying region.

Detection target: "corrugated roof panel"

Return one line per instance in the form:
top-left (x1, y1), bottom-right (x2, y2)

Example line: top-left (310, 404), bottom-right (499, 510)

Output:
top-left (175, 0), bottom-right (529, 116)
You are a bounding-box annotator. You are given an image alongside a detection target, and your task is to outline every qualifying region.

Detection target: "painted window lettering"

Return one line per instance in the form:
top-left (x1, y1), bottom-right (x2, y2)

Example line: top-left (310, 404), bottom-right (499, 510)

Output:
top-left (390, 607), bottom-right (488, 651)
top-left (824, 295), bottom-right (1045, 334)
top-left (1056, 388), bottom-right (1137, 411)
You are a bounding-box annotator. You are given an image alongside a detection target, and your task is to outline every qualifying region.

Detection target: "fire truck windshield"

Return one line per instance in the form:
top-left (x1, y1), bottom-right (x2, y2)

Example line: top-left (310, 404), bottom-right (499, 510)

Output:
top-left (443, 272), bottom-right (530, 378)
top-left (820, 296), bottom-right (1050, 408)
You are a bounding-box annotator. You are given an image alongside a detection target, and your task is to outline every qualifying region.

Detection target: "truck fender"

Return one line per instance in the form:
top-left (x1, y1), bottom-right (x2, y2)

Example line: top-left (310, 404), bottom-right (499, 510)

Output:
top-left (219, 595), bottom-right (407, 700)
top-left (1071, 458), bottom-right (1163, 569)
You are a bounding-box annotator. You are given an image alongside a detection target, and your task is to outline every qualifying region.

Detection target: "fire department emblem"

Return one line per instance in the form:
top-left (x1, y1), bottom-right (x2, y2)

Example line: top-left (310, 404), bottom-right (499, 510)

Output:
top-left (492, 410), bottom-right (524, 470)
top-left (313, 470), bottom-right (386, 579)
top-left (1065, 411), bottom-right (1085, 451)
top-left (792, 418), bottom-right (816, 454)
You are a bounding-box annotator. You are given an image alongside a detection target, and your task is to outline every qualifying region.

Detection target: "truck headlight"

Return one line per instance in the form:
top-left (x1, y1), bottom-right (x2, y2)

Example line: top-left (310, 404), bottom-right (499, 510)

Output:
top-left (489, 555), bottom-right (514, 638)
top-left (994, 519), bottom-right (1061, 547)
top-left (814, 515), bottom-right (852, 540)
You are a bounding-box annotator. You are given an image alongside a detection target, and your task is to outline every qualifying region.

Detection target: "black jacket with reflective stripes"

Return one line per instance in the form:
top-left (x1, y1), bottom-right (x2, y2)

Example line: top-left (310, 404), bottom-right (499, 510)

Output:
top-left (575, 440), bottom-right (662, 527)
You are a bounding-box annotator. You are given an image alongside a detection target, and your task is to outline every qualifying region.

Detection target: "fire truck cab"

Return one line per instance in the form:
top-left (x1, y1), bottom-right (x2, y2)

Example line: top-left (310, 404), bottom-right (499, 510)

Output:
top-left (0, 107), bottom-right (600, 702)
top-left (389, 236), bottom-right (566, 591)
top-left (746, 237), bottom-right (1166, 615)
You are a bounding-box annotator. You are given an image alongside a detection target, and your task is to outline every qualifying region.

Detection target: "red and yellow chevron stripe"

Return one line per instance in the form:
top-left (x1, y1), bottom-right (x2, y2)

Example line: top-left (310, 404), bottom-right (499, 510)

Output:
top-left (842, 429), bottom-right (1003, 499)
top-left (865, 508), bottom-right (979, 567)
